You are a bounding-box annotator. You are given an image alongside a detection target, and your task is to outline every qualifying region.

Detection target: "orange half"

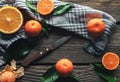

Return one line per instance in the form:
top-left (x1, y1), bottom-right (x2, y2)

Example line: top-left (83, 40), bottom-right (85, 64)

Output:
top-left (0, 6), bottom-right (23, 34)
top-left (37, 0), bottom-right (54, 15)
top-left (102, 52), bottom-right (119, 70)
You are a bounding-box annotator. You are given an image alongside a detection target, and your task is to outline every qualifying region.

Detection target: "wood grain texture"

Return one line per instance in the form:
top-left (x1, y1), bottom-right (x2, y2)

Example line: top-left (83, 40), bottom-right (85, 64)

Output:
top-left (16, 65), bottom-right (120, 82)
top-left (1, 0), bottom-right (120, 82)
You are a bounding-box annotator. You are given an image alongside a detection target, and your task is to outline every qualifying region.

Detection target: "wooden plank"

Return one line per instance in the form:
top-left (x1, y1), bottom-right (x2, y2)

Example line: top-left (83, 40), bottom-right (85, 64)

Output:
top-left (14, 65), bottom-right (120, 82)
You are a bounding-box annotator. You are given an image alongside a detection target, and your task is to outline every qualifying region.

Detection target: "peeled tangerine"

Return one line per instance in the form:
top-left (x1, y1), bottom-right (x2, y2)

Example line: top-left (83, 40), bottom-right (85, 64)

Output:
top-left (0, 60), bottom-right (24, 82)
top-left (0, 68), bottom-right (17, 82)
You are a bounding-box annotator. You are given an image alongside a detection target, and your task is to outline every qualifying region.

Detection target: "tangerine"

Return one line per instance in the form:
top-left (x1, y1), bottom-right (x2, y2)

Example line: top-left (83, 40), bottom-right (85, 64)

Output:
top-left (37, 0), bottom-right (54, 15)
top-left (86, 18), bottom-right (105, 37)
top-left (102, 52), bottom-right (119, 70)
top-left (0, 6), bottom-right (23, 34)
top-left (25, 20), bottom-right (42, 37)
top-left (55, 58), bottom-right (74, 77)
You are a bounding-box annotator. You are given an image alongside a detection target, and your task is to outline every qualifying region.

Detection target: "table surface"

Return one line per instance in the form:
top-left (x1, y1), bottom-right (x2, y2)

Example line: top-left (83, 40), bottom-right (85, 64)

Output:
top-left (1, 0), bottom-right (120, 82)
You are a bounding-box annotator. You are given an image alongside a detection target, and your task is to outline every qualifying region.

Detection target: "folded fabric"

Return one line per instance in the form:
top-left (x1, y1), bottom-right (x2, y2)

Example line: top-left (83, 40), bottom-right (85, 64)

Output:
top-left (0, 0), bottom-right (116, 65)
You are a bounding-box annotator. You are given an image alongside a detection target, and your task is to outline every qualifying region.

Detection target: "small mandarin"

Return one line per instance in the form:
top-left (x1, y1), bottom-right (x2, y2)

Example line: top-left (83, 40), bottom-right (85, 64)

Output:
top-left (55, 58), bottom-right (74, 77)
top-left (25, 20), bottom-right (42, 37)
top-left (87, 18), bottom-right (105, 37)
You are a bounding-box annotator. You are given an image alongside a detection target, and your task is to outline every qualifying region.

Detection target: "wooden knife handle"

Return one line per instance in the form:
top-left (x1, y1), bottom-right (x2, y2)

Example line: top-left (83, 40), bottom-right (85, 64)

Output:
top-left (21, 47), bottom-right (51, 66)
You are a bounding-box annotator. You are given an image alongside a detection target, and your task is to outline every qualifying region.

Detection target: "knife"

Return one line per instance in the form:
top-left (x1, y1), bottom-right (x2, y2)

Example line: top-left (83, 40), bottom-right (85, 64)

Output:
top-left (21, 35), bottom-right (72, 66)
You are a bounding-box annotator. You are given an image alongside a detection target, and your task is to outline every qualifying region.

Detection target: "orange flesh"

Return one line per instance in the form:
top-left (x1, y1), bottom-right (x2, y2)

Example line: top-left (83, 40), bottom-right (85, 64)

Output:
top-left (102, 52), bottom-right (119, 70)
top-left (37, 0), bottom-right (54, 15)
top-left (0, 6), bottom-right (23, 34)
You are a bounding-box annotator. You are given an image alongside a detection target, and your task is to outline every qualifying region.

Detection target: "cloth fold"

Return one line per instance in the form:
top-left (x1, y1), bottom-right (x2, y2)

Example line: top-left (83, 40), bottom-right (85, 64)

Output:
top-left (0, 0), bottom-right (116, 65)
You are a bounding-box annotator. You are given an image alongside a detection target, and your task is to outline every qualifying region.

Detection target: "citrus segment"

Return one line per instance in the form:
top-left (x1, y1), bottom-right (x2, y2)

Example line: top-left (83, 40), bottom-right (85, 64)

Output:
top-left (102, 52), bottom-right (119, 70)
top-left (37, 0), bottom-right (54, 15)
top-left (0, 6), bottom-right (23, 34)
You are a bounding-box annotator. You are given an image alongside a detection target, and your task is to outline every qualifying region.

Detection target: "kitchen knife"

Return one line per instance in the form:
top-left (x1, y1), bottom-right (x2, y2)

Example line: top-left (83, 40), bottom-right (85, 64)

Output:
top-left (21, 35), bottom-right (72, 66)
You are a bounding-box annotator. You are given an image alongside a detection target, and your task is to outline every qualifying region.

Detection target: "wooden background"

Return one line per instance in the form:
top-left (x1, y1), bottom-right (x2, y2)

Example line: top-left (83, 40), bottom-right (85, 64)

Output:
top-left (2, 0), bottom-right (120, 82)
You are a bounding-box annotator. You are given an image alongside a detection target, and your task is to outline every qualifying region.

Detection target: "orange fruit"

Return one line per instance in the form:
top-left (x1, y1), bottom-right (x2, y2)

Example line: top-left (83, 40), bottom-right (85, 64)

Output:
top-left (37, 0), bottom-right (54, 15)
top-left (55, 58), bottom-right (74, 77)
top-left (102, 52), bottom-right (119, 70)
top-left (0, 6), bottom-right (23, 34)
top-left (0, 71), bottom-right (16, 82)
top-left (86, 18), bottom-right (105, 37)
top-left (25, 20), bottom-right (42, 37)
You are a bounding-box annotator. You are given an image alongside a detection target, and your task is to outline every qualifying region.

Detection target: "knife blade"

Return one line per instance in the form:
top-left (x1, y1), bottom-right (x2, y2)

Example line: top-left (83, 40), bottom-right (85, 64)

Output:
top-left (21, 35), bottom-right (72, 66)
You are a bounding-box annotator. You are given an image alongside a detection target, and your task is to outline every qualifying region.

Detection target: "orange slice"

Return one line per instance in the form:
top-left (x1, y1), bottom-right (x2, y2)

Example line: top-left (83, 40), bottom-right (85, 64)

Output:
top-left (37, 0), bottom-right (54, 15)
top-left (0, 6), bottom-right (23, 34)
top-left (102, 52), bottom-right (119, 70)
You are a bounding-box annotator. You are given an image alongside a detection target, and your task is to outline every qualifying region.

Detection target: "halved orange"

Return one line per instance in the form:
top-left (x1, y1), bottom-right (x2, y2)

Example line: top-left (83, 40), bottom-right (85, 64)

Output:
top-left (0, 6), bottom-right (23, 34)
top-left (37, 0), bottom-right (54, 15)
top-left (102, 52), bottom-right (119, 70)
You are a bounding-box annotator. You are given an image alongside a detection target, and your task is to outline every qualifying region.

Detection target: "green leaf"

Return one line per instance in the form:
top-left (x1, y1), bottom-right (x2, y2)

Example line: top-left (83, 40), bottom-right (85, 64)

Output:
top-left (3, 39), bottom-right (34, 62)
top-left (26, 0), bottom-right (37, 12)
top-left (53, 3), bottom-right (73, 15)
top-left (40, 65), bottom-right (59, 82)
top-left (40, 19), bottom-right (49, 37)
top-left (91, 63), bottom-right (117, 82)
top-left (71, 74), bottom-right (81, 82)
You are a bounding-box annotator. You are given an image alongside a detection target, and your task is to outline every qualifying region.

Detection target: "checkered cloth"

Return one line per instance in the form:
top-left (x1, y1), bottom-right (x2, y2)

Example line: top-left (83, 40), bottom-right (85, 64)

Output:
top-left (0, 0), bottom-right (116, 65)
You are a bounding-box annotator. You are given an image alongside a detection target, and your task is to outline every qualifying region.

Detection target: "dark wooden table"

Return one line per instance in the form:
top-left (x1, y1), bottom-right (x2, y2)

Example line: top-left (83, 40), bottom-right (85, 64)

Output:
top-left (2, 0), bottom-right (120, 82)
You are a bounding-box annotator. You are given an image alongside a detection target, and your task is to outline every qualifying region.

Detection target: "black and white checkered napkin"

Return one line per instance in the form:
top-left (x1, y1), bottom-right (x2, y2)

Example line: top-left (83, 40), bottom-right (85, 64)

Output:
top-left (0, 0), bottom-right (116, 65)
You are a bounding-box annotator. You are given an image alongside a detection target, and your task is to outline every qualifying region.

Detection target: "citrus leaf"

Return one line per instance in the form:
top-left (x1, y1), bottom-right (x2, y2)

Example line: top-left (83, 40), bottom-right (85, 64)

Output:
top-left (40, 65), bottom-right (59, 82)
top-left (40, 19), bottom-right (49, 37)
top-left (26, 0), bottom-right (37, 12)
top-left (42, 27), bottom-right (48, 37)
top-left (53, 3), bottom-right (73, 15)
top-left (71, 74), bottom-right (81, 82)
top-left (91, 63), bottom-right (117, 82)
top-left (3, 39), bottom-right (34, 62)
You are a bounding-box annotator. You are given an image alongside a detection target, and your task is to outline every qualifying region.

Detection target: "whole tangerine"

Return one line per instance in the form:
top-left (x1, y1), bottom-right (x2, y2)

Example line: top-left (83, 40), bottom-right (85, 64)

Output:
top-left (55, 58), bottom-right (74, 77)
top-left (86, 18), bottom-right (105, 37)
top-left (25, 20), bottom-right (42, 37)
